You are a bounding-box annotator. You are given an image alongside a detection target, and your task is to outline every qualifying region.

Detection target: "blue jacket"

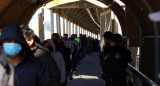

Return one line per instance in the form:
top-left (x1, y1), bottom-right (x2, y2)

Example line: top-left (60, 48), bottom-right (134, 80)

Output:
top-left (0, 24), bottom-right (50, 86)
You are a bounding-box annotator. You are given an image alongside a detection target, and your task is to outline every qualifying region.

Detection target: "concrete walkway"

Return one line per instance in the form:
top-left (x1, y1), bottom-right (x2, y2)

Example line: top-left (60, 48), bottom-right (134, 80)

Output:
top-left (67, 52), bottom-right (105, 86)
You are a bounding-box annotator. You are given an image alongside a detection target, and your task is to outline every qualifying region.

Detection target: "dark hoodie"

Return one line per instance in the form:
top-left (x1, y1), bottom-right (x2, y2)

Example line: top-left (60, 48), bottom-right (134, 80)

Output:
top-left (34, 43), bottom-right (61, 86)
top-left (103, 45), bottom-right (131, 77)
top-left (0, 24), bottom-right (50, 86)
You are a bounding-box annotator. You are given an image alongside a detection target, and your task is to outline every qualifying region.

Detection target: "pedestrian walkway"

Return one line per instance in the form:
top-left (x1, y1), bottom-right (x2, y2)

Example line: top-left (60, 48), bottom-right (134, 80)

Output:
top-left (67, 52), bottom-right (105, 86)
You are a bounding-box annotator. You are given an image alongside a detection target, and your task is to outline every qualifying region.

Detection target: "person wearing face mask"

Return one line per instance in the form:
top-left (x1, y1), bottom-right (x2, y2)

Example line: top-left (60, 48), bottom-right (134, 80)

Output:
top-left (0, 24), bottom-right (51, 86)
top-left (0, 46), bottom-right (17, 86)
top-left (22, 28), bottom-right (61, 86)
top-left (43, 39), bottom-right (66, 86)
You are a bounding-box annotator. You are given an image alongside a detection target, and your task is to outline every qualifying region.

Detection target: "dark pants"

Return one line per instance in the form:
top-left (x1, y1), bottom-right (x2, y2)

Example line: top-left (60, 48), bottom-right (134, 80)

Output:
top-left (62, 78), bottom-right (67, 86)
top-left (105, 76), bottom-right (127, 86)
top-left (72, 53), bottom-right (76, 71)
top-left (82, 47), bottom-right (87, 58)
top-left (76, 53), bottom-right (80, 64)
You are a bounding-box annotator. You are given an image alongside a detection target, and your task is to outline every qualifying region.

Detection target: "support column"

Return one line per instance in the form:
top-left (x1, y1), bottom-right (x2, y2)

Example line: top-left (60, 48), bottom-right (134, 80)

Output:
top-left (66, 20), bottom-right (68, 34)
top-left (56, 15), bottom-right (59, 34)
top-left (81, 28), bottom-right (83, 34)
top-left (77, 26), bottom-right (79, 36)
top-left (50, 11), bottom-right (54, 35)
top-left (72, 23), bottom-right (74, 34)
top-left (56, 15), bottom-right (61, 36)
top-left (63, 19), bottom-right (65, 35)
top-left (79, 27), bottom-right (81, 34)
top-left (68, 22), bottom-right (71, 37)
top-left (38, 8), bottom-right (44, 42)
top-left (75, 25), bottom-right (77, 34)
top-left (91, 33), bottom-right (93, 37)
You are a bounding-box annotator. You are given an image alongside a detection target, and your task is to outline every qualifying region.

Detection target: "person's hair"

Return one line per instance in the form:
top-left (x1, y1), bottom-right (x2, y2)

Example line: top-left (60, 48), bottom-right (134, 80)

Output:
top-left (111, 33), bottom-right (122, 45)
top-left (33, 35), bottom-right (42, 45)
top-left (52, 33), bottom-right (60, 38)
top-left (22, 28), bottom-right (35, 41)
top-left (103, 31), bottom-right (113, 41)
top-left (63, 34), bottom-right (68, 36)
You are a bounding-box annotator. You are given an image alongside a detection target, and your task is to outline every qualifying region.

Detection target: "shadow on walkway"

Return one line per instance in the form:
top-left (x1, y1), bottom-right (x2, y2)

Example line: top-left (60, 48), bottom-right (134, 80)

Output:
top-left (67, 52), bottom-right (105, 86)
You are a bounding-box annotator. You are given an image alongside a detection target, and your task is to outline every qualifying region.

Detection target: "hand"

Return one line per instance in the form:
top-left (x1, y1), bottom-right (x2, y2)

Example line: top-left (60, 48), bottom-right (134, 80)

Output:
top-left (66, 71), bottom-right (72, 77)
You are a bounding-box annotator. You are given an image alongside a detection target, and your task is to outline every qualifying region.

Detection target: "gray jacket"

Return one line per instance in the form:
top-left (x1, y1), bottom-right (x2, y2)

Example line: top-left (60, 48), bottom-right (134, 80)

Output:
top-left (46, 39), bottom-right (66, 84)
top-left (0, 50), bottom-right (17, 86)
top-left (64, 40), bottom-right (74, 53)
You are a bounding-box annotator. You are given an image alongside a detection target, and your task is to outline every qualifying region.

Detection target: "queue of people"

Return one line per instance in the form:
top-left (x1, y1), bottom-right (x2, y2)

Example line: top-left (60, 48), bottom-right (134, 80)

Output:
top-left (0, 24), bottom-right (100, 86)
top-left (0, 24), bottom-right (131, 86)
top-left (100, 31), bottom-right (132, 86)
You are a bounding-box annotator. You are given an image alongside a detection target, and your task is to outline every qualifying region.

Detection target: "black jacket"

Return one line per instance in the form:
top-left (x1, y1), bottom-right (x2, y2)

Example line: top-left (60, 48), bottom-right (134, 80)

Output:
top-left (34, 44), bottom-right (61, 86)
top-left (103, 45), bottom-right (131, 77)
top-left (54, 40), bottom-right (72, 71)
top-left (0, 24), bottom-right (50, 86)
top-left (100, 43), bottom-right (112, 71)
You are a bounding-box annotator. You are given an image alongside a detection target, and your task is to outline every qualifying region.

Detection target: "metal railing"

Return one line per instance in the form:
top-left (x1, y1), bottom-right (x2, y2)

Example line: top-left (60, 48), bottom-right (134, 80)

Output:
top-left (127, 64), bottom-right (158, 86)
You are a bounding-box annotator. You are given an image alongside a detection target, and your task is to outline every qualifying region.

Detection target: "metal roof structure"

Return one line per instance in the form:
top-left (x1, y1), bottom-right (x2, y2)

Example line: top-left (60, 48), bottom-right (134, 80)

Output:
top-left (0, 0), bottom-right (160, 84)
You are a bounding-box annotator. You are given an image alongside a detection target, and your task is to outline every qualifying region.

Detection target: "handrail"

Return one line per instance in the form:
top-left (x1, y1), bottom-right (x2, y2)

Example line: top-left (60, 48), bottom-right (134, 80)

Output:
top-left (127, 64), bottom-right (158, 86)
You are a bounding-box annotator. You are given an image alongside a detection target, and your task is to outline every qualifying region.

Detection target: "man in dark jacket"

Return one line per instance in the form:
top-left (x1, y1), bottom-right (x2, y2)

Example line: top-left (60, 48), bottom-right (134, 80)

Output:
top-left (52, 33), bottom-right (72, 73)
top-left (103, 33), bottom-right (131, 86)
top-left (100, 31), bottom-right (113, 68)
top-left (52, 33), bottom-right (72, 86)
top-left (100, 31), bottom-right (113, 86)
top-left (23, 28), bottom-right (61, 86)
top-left (0, 24), bottom-right (50, 86)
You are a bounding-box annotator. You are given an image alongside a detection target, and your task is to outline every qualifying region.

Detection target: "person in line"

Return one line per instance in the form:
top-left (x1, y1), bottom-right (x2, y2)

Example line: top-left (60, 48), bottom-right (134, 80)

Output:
top-left (78, 34), bottom-right (82, 61)
top-left (22, 28), bottom-right (61, 86)
top-left (69, 37), bottom-right (77, 71)
top-left (43, 39), bottom-right (66, 85)
top-left (73, 34), bottom-right (80, 65)
top-left (81, 35), bottom-right (88, 59)
top-left (100, 31), bottom-right (113, 86)
top-left (0, 49), bottom-right (17, 86)
top-left (100, 31), bottom-right (113, 68)
top-left (52, 33), bottom-right (72, 86)
top-left (63, 34), bottom-right (74, 53)
top-left (103, 33), bottom-right (132, 86)
top-left (0, 24), bottom-right (51, 86)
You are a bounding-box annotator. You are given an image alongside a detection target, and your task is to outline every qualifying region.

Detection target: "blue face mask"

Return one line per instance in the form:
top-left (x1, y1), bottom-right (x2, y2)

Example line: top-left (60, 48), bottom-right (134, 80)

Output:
top-left (3, 43), bottom-right (22, 57)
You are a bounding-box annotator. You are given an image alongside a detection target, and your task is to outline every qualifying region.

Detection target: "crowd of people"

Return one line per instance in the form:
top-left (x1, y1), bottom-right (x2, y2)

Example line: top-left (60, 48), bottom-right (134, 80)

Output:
top-left (0, 24), bottom-right (132, 86)
top-left (0, 24), bottom-right (100, 86)
top-left (100, 31), bottom-right (132, 86)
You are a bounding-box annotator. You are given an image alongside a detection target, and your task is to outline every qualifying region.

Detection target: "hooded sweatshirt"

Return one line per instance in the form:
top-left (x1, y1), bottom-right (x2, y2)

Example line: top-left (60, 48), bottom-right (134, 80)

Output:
top-left (0, 49), bottom-right (17, 86)
top-left (34, 43), bottom-right (61, 86)
top-left (46, 39), bottom-right (66, 84)
top-left (0, 24), bottom-right (50, 86)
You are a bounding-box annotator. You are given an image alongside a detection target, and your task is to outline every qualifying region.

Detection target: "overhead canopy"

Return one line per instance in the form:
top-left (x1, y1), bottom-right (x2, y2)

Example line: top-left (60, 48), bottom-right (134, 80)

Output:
top-left (0, 0), bottom-right (160, 83)
top-left (0, 0), bottom-right (159, 44)
top-left (50, 8), bottom-right (108, 34)
top-left (46, 0), bottom-right (109, 34)
top-left (0, 0), bottom-right (52, 28)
